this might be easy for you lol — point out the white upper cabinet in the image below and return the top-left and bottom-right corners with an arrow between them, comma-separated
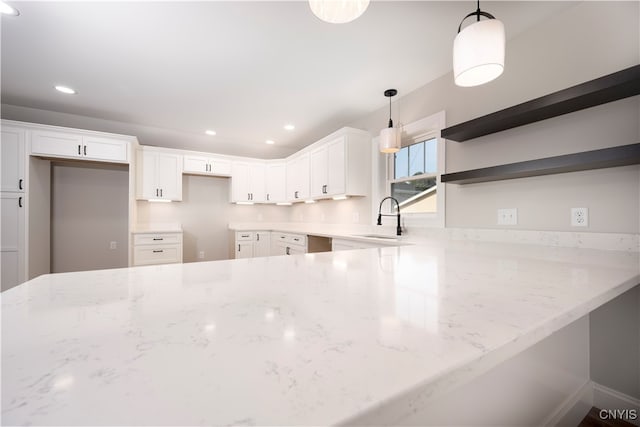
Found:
31,129 -> 128,163
183,153 -> 232,176
136,148 -> 183,201
1,126 -> 25,192
231,161 -> 266,203
265,163 -> 286,203
307,129 -> 369,199
286,153 -> 310,202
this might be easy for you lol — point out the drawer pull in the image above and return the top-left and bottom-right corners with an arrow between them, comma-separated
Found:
153,250 -> 164,253
293,238 -> 300,242
18,196 -> 22,208
78,145 -> 81,155
18,179 -> 23,190
286,247 -> 290,255
153,238 -> 163,241
84,145 -> 87,156
241,234 -> 250,238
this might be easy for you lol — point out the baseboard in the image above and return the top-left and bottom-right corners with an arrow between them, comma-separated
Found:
543,380 -> 593,427
593,382 -> 640,426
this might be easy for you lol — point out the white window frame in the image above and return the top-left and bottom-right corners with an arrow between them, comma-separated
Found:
371,110 -> 446,229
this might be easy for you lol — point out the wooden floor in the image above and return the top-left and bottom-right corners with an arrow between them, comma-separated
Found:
578,407 -> 636,427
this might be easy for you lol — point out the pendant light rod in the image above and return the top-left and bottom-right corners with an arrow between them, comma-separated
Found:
384,89 -> 397,128
457,0 -> 496,32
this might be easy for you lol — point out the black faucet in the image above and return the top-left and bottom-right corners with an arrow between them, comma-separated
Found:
377,196 -> 402,236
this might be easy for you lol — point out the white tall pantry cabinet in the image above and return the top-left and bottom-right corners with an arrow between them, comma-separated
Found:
1,126 -> 27,290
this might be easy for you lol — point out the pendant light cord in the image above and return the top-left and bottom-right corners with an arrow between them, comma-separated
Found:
388,96 -> 393,128
476,0 -> 481,22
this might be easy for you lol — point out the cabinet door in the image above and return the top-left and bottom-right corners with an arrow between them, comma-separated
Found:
254,232 -> 271,257
31,130 -> 82,159
1,126 -> 25,192
82,136 -> 128,162
326,137 -> 346,196
156,153 -> 182,200
137,150 -> 158,199
248,163 -> 266,203
266,163 -> 286,203
236,241 -> 254,259
1,193 -> 25,290
209,157 -> 232,176
286,154 -> 310,201
310,146 -> 328,198
231,162 -> 250,202
183,155 -> 209,174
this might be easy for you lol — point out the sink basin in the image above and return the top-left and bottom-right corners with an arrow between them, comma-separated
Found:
353,234 -> 398,240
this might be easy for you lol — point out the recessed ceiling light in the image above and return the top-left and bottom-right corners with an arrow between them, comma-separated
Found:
265,140 -> 275,145
205,130 -> 216,136
0,1 -> 19,16
284,124 -> 295,131
55,85 -> 76,95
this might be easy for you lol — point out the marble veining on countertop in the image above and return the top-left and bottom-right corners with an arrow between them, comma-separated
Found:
2,239 -> 639,426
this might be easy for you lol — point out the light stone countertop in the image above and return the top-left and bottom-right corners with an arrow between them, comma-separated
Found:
2,238 -> 639,426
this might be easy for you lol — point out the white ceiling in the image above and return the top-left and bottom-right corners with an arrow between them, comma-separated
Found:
1,1 -> 574,158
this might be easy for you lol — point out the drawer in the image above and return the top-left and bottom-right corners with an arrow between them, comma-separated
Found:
134,244 -> 182,266
274,233 -> 306,247
134,232 -> 182,246
236,231 -> 254,241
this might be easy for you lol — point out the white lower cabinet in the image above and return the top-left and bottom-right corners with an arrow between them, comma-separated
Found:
133,232 -> 183,266
271,232 -> 307,256
234,231 -> 271,259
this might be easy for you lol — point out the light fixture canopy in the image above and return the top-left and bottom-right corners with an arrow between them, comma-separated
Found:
453,0 -> 505,87
308,0 -> 370,24
379,89 -> 401,154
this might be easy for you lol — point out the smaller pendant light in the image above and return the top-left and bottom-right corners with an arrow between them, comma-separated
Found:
379,89 -> 401,154
309,0 -> 370,24
453,0 -> 505,87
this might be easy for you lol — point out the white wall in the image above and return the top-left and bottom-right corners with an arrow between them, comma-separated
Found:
349,1 -> 640,233
51,161 -> 129,273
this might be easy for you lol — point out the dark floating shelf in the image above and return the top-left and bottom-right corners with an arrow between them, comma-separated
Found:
441,65 -> 640,142
440,143 -> 640,185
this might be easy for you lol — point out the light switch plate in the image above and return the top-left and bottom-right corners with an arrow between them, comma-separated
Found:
497,208 -> 518,225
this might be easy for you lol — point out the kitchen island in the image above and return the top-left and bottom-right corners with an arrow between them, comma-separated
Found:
2,238 -> 638,426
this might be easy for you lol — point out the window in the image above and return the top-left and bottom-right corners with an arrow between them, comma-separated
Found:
390,138 -> 438,213
377,110 -> 445,228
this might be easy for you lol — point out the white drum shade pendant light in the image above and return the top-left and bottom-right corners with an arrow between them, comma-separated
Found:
453,0 -> 505,87
309,0 -> 370,24
379,89 -> 401,154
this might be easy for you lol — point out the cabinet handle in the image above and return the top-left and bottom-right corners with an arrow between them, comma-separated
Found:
238,244 -> 240,252
18,179 -> 23,190
286,247 -> 290,255
280,236 -> 285,239
84,145 -> 87,156
156,189 -> 159,197
78,145 -> 81,155
160,189 -> 163,197
256,234 -> 260,241
153,249 -> 164,253
266,193 -> 270,201
241,234 -> 250,238
152,238 -> 163,241
18,196 -> 22,208
295,191 -> 299,199
294,238 -> 300,242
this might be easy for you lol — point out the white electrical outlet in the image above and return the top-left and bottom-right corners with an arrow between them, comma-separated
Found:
497,208 -> 518,225
198,251 -> 205,259
109,241 -> 117,250
571,207 -> 588,227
